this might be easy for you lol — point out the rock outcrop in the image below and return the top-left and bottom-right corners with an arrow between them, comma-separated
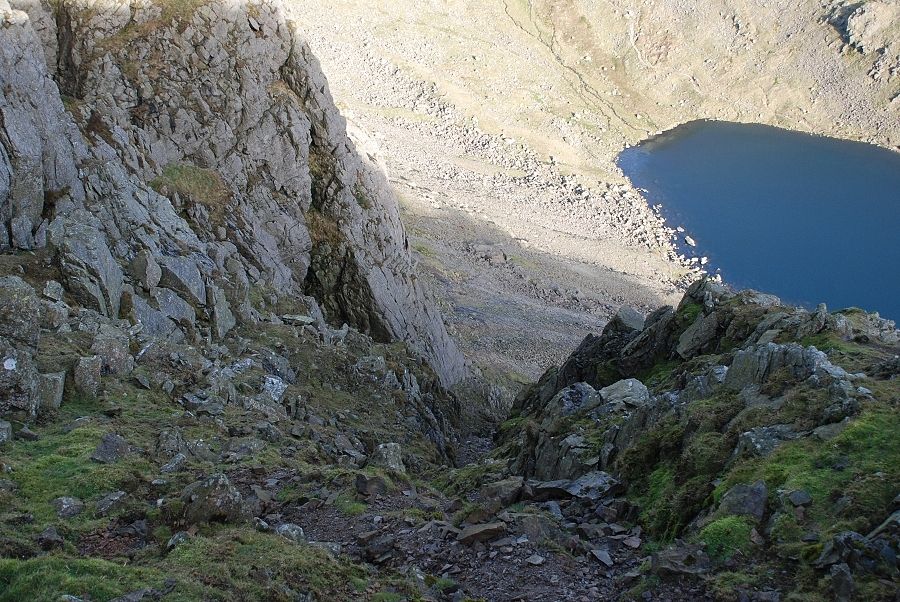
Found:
837,0 -> 900,81
494,278 -> 899,598
1,0 -> 464,387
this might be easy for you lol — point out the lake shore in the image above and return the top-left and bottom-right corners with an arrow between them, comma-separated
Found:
285,0 -> 899,379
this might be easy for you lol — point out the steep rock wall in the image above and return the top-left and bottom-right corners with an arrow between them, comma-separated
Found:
0,0 -> 466,386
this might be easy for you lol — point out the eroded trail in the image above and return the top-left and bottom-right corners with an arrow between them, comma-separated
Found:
262,456 -> 709,601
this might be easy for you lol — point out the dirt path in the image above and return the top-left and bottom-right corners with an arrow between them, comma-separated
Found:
252,469 -> 709,602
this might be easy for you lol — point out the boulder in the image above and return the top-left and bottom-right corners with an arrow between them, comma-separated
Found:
652,541 -> 711,575
609,306 -> 645,333
53,215 -> 123,318
260,349 -> 296,384
90,328 -> 134,375
355,473 -> 389,496
125,293 -> 182,341
365,534 -> 396,562
478,477 -> 524,509
0,339 -> 39,417
815,529 -> 897,579
151,288 -> 196,328
96,491 -> 127,517
129,250 -> 162,291
0,276 -> 40,346
830,563 -> 854,602
90,433 -> 130,463
543,382 -> 602,423
36,371 -> 66,412
555,306 -> 647,389
52,496 -> 85,518
208,284 -> 236,339
17,425 -> 38,441
590,548 -> 615,567
725,343 -> 848,392
73,355 -> 102,398
369,442 -> 405,473
275,523 -> 306,544
457,522 -> 507,545
530,471 -> 620,501
599,378 -> 651,408
40,299 -> 69,330
717,481 -> 768,521
36,526 -> 64,550
734,425 -> 801,458
42,281 -> 64,302
156,428 -> 213,462
619,306 -> 678,374
180,474 -> 248,525
157,256 -> 206,307
166,531 -> 190,553
676,310 -> 722,359
0,420 -> 11,445
788,490 -> 813,507
846,1 -> 899,54
282,314 -> 316,327
533,433 -> 599,481
161,453 -> 187,473
261,375 -> 288,403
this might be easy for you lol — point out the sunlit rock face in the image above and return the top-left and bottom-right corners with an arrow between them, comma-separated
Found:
0,0 -> 466,386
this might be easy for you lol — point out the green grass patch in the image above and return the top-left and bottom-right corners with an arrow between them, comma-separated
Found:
684,392 -> 743,433
432,461 -> 502,498
698,516 -> 754,562
412,242 -> 436,258
4,423 -> 153,525
0,556 -> 185,602
426,575 -> 459,593
334,494 -> 367,517
676,301 -> 703,325
150,163 -> 231,224
709,569 -> 764,600
716,406 -> 900,540
637,359 -> 681,391
162,527 -> 366,599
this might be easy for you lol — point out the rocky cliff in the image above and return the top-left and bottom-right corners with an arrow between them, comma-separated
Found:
0,2 -> 482,599
1,0 -> 465,389
477,280 -> 899,599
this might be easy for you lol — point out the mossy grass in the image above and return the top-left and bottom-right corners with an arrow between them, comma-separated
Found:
334,494 -> 367,517
432,459 -> 504,498
371,594 -> 404,602
716,405 -> 900,541
3,421 -> 154,527
425,575 -> 459,593
675,301 -> 703,325
160,527 -> 368,599
0,556 -> 183,602
697,516 -> 754,562
150,163 -> 231,224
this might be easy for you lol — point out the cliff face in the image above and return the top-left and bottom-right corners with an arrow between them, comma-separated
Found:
0,0 -> 465,387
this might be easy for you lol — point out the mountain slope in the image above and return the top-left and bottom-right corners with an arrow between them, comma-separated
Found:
2,0 -> 465,387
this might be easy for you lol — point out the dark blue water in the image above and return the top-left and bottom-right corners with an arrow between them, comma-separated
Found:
618,120 -> 900,320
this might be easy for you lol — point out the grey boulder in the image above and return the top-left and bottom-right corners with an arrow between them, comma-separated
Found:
369,442 -> 406,473
180,474 -> 248,525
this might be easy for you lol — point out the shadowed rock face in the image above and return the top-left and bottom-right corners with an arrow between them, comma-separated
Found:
0,0 -> 465,386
